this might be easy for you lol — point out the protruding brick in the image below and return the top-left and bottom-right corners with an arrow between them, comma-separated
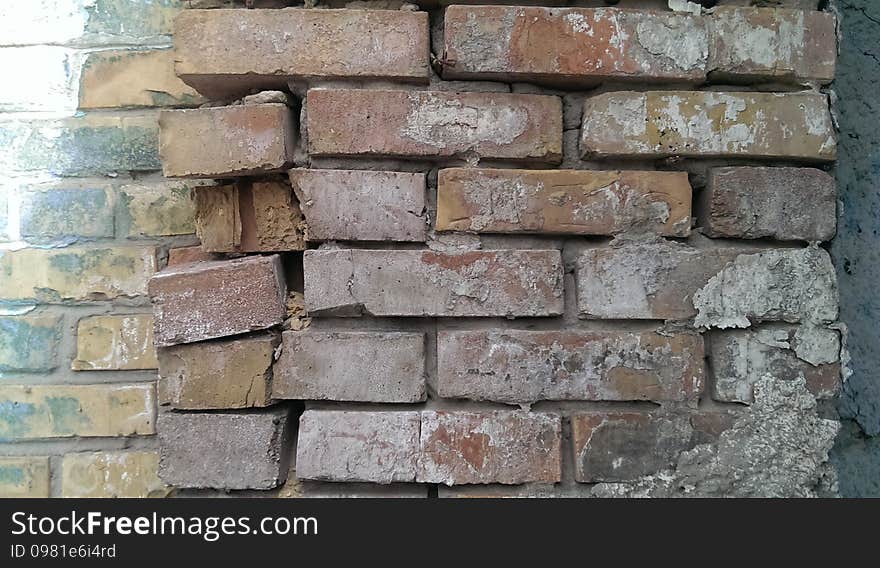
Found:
0,384 -> 155,440
0,457 -> 50,498
307,89 -> 562,163
174,9 -> 430,98
0,246 -> 157,303
0,316 -> 62,373
577,241 -> 741,320
289,169 -> 427,242
158,333 -> 279,409
296,410 -> 421,484
158,408 -> 291,490
149,255 -> 287,346
437,330 -> 704,404
194,181 -> 306,252
79,49 -> 204,109
699,166 -> 836,241
709,327 -> 841,403
159,104 -> 295,178
418,411 -> 562,485
274,331 -> 426,403
709,7 -> 836,84
61,451 -> 169,498
304,249 -> 563,317
572,412 -> 696,482
437,168 -> 692,236
444,6 -> 707,85
580,91 -> 835,161
72,315 -> 158,371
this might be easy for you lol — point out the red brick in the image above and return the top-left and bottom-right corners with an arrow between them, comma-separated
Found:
273,331 -> 426,403
437,330 -> 704,404
436,168 -> 692,236
167,246 -> 220,267
295,410 -> 421,484
304,249 -> 563,317
289,169 -> 427,242
576,241 -> 742,320
709,7 -> 836,84
444,6 -> 707,85
571,412 -> 695,482
174,9 -> 429,98
417,411 -> 562,485
306,89 -> 562,163
699,166 -> 836,241
159,104 -> 295,178
580,91 -> 835,161
149,255 -> 287,346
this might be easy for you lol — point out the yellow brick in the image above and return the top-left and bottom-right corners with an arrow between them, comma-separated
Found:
0,246 -> 157,303
0,457 -> 50,498
79,49 -> 204,109
0,384 -> 156,440
118,181 -> 196,238
72,315 -> 158,371
61,451 -> 169,498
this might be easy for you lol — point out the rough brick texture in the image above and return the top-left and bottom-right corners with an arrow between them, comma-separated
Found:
437,168 -> 692,236
159,104 -> 295,178
158,333 -> 279,409
304,249 -> 563,317
418,411 -> 562,485
307,89 -> 562,163
580,91 -> 835,160
61,451 -> 168,498
443,6 -> 708,85
174,9 -> 430,98
289,169 -> 427,242
296,410 -> 421,484
149,255 -> 287,346
273,331 -> 426,403
158,408 -> 291,490
699,166 -> 836,241
437,330 -> 704,404
72,315 -> 158,371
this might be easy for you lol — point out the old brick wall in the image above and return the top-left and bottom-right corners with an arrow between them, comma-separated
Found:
0,0 -> 851,498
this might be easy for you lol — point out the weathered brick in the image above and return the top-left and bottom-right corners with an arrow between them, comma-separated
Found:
274,331 -> 426,403
307,89 -> 562,163
709,326 -> 841,403
158,408 -> 291,490
79,49 -> 204,109
240,181 -> 307,252
0,188 -> 8,241
159,104 -> 296,178
418,411 -> 562,485
61,451 -> 169,498
572,412 -> 696,482
167,246 -> 219,267
72,315 -> 158,371
436,168 -> 692,236
193,183 -> 239,252
0,246 -> 157,303
18,186 -> 114,242
0,457 -> 50,498
0,384 -> 155,440
576,241 -> 741,320
296,410 -> 420,484
0,316 -> 62,373
289,169 -> 427,242
149,255 -> 287,346
0,46 -> 82,113
304,249 -> 563,317
580,91 -> 835,160
709,7 -> 836,84
699,166 -> 836,241
117,181 -> 196,238
0,114 -> 160,176
437,330 -> 704,404
174,9 -> 429,98
158,333 -> 279,409
444,6 -> 707,85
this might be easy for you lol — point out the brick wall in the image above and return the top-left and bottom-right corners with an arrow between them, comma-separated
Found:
0,0 -> 846,498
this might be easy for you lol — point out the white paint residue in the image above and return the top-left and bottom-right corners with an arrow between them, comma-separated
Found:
401,93 -> 527,149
